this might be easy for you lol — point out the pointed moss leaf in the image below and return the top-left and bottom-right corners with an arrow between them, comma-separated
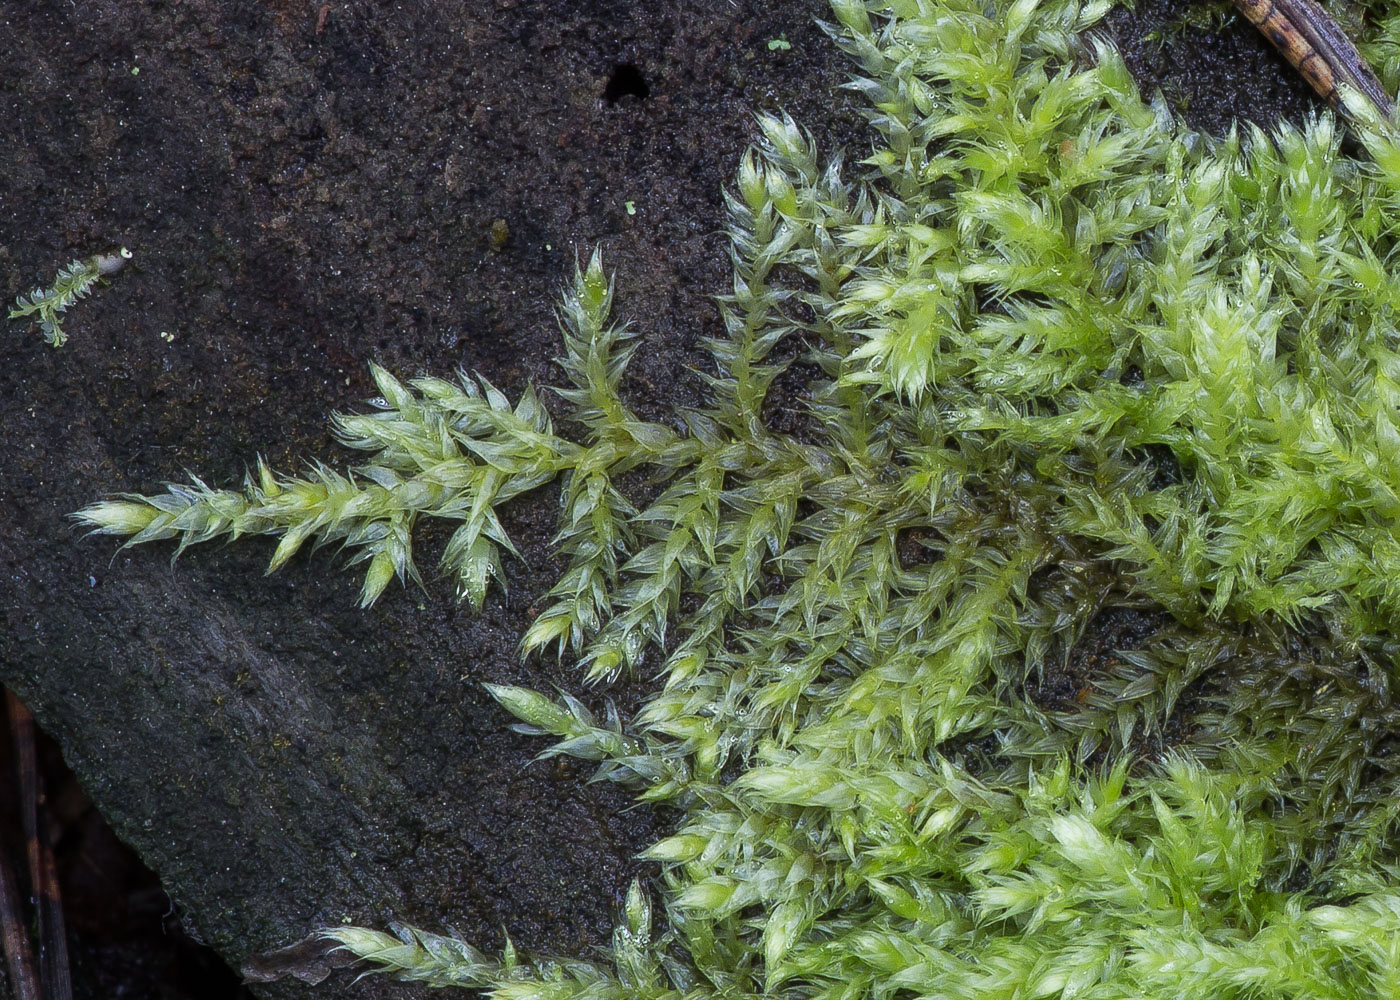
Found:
484,684 -> 578,736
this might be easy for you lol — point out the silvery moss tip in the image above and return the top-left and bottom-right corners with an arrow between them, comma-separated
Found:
9,247 -> 132,347
321,923 -> 500,987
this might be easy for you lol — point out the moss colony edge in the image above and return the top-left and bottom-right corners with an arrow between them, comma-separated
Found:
79,0 -> 1400,996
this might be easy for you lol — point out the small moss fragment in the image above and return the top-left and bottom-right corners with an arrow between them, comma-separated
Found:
489,218 -> 510,250
9,248 -> 131,347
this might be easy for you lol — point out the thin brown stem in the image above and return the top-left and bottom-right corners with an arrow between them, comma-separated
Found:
0,848 -> 39,1000
6,695 -> 70,1000
0,691 -> 39,1000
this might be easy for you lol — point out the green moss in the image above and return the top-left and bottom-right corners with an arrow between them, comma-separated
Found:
9,247 -> 131,347
79,0 -> 1400,995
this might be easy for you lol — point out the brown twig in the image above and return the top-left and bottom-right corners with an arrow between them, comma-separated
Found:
1232,0 -> 1394,119
0,846 -> 39,1000
6,695 -> 70,1000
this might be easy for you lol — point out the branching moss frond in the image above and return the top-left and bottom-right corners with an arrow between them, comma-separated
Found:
9,247 -> 131,346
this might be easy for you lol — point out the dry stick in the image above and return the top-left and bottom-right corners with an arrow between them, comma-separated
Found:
30,843 -> 66,1000
5,696 -> 70,1000
1232,0 -> 1395,118
0,847 -> 40,1000
0,691 -> 39,1000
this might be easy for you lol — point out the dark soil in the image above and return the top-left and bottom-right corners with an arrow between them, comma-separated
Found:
0,0 -> 1348,997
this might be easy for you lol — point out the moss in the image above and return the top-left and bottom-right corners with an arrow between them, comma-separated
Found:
9,247 -> 131,346
79,0 -> 1400,996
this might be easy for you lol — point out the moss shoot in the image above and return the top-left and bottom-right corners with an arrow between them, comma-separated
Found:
79,0 -> 1400,996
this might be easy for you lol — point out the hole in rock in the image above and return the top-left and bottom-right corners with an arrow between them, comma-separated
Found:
603,63 -> 650,103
